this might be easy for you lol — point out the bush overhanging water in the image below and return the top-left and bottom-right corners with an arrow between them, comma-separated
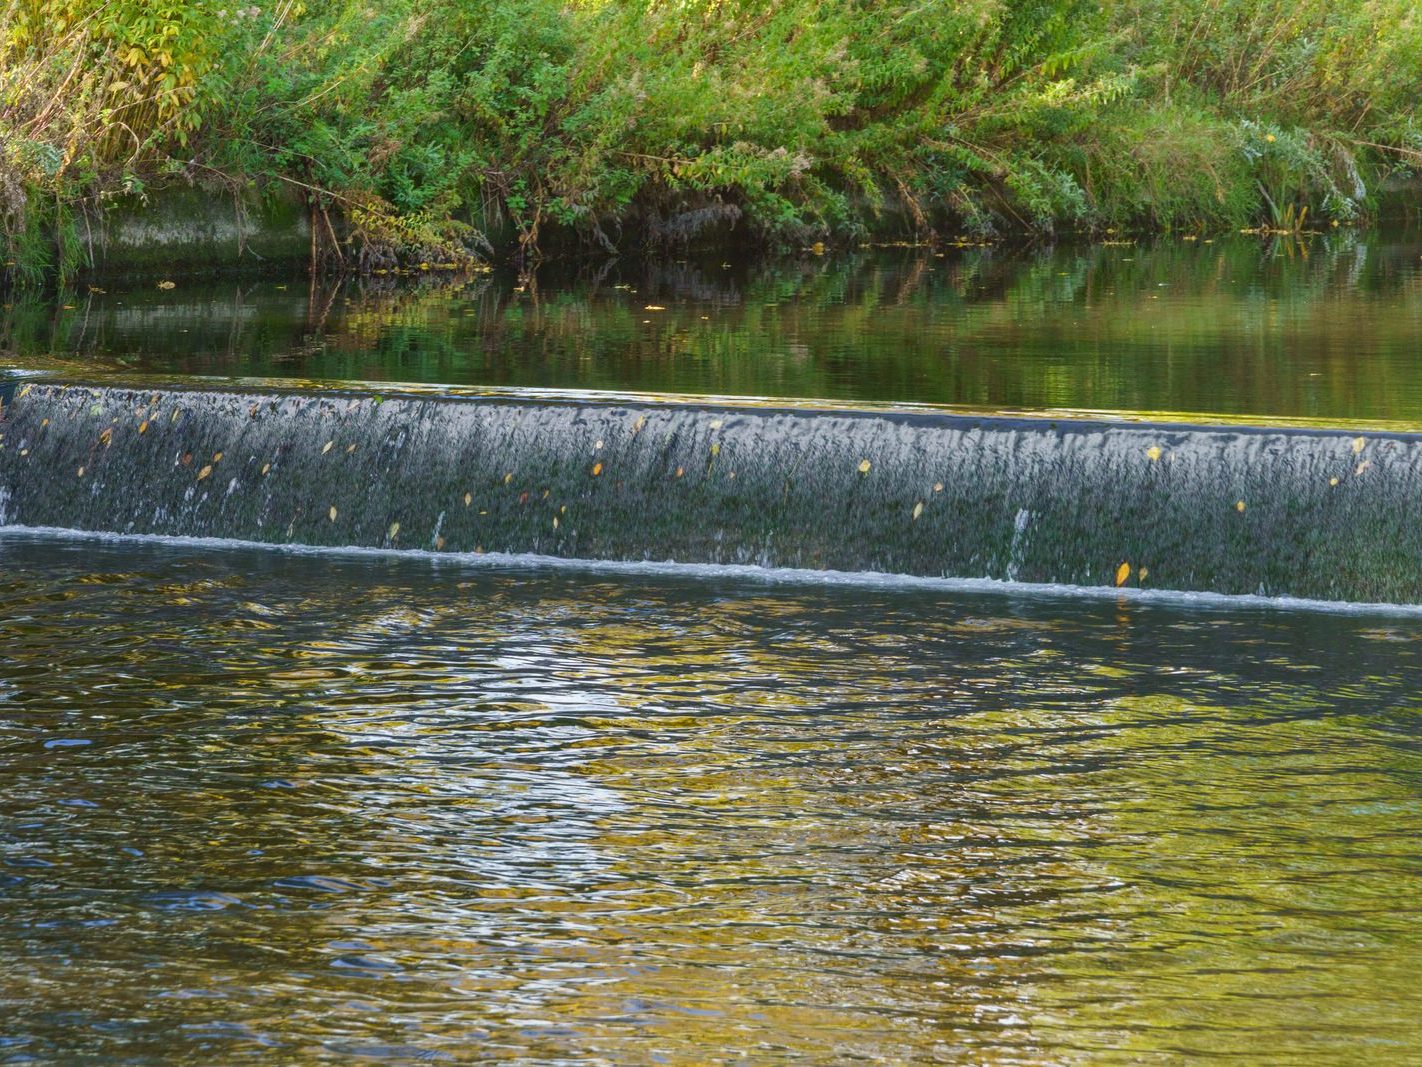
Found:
3,0 -> 1421,275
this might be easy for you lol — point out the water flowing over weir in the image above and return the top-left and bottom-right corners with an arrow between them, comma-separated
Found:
2,377 -> 1421,604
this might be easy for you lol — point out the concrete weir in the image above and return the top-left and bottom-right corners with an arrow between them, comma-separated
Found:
1,378 -> 1421,604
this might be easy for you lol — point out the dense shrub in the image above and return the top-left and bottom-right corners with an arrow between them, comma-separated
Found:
3,0 -> 1421,274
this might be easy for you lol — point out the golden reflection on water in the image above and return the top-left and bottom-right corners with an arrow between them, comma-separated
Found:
1,535 -> 1421,1062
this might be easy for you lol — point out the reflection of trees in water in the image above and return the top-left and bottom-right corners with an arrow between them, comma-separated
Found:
3,230 -> 1422,417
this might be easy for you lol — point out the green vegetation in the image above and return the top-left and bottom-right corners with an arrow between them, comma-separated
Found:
4,0 -> 1421,275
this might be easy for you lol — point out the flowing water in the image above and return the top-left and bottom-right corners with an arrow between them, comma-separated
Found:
2,535 -> 1421,1063
3,232 -> 1422,1062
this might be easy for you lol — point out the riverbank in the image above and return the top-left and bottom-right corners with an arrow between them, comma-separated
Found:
3,0 -> 1421,280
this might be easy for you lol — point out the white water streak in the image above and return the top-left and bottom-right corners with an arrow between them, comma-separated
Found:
0,523 -> 1418,618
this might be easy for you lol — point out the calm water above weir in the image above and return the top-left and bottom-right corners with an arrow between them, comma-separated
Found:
3,535 -> 1422,1062
4,229 -> 1422,421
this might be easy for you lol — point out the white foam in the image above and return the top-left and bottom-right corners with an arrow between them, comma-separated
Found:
1,522 -> 1418,618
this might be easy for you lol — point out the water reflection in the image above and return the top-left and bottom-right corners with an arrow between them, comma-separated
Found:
1,535 -> 1420,1061
4,231 -> 1422,420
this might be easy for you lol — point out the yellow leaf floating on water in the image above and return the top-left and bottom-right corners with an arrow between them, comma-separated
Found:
709,419 -> 723,430
504,473 -> 513,485
197,465 -> 212,482
644,305 -> 666,311
675,466 -> 685,477
138,421 -> 148,435
1146,445 -> 1162,462
262,464 -> 272,476
591,462 -> 604,476
552,516 -> 559,529
321,441 -> 334,455
857,459 -> 871,474
346,444 -> 356,454
933,482 -> 943,493
1329,476 -> 1339,486
1356,460 -> 1371,475
1139,567 -> 1150,581
1115,562 -> 1131,587
710,443 -> 720,457
464,492 -> 472,507
157,280 -> 176,290
912,501 -> 924,520
77,466 -> 85,478
212,452 -> 223,463
98,428 -> 113,447
1236,500 -> 1246,512
1353,436 -> 1366,454
632,415 -> 646,434
18,384 -> 32,399
329,506 -> 338,521
388,522 -> 400,540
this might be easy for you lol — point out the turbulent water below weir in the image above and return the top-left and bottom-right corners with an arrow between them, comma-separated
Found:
2,534 -> 1421,1063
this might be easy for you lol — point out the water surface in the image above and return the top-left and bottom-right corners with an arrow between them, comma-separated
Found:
5,230 -> 1422,421
2,535 -> 1420,1062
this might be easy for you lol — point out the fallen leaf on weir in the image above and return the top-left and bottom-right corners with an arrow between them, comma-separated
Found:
1115,562 -> 1131,587
1356,460 -> 1371,475
98,428 -> 113,447
321,441 -> 334,454
675,467 -> 684,477
1353,437 -> 1366,454
262,464 -> 272,476
632,415 -> 646,434
644,305 -> 666,311
464,493 -> 472,506
504,473 -> 513,485
329,506 -> 338,521
1139,567 -> 1150,580
591,462 -> 603,476
912,502 -> 924,520
76,466 -> 85,477
388,522 -> 400,540
1329,476 -> 1339,486
138,421 -> 148,435
197,465 -> 212,482
710,443 -> 720,457
1236,500 -> 1246,512
212,452 -> 223,463
933,482 -> 943,492
1146,445 -> 1162,462
858,459 -> 871,474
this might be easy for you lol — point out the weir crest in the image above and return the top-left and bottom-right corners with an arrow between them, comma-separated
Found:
1,378 -> 1419,605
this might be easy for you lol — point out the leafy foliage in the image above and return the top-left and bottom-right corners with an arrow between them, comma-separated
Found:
4,0 -> 1422,273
